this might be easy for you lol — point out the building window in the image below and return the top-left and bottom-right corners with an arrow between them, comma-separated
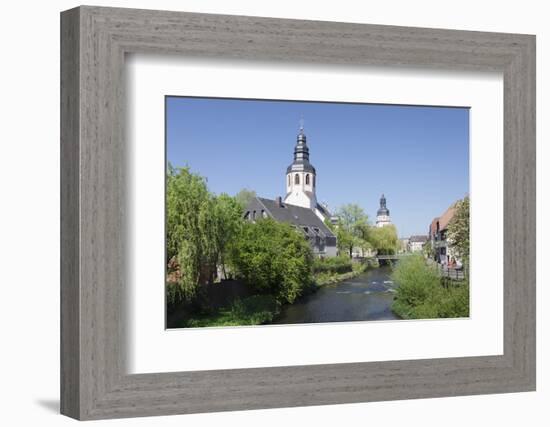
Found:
294,174 -> 300,185
288,175 -> 290,186
262,210 -> 268,218
252,210 -> 256,220
244,211 -> 250,220
305,174 -> 310,185
313,176 -> 315,187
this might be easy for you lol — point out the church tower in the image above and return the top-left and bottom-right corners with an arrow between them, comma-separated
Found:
284,123 -> 318,211
376,194 -> 392,227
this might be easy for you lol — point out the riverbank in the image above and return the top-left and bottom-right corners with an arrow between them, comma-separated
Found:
314,263 -> 367,286
177,294 -> 281,328
170,258 -> 381,328
313,257 -> 378,287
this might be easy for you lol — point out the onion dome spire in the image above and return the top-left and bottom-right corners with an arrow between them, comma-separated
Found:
377,194 -> 390,216
287,118 -> 315,174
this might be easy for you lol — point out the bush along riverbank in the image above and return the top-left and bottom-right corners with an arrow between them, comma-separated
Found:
313,256 -> 378,287
390,254 -> 469,319
167,218 -> 315,328
169,254 -> 381,328
179,294 -> 281,328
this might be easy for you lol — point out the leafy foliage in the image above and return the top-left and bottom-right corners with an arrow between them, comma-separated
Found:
234,188 -> 257,210
212,193 -> 243,278
229,218 -> 314,304
166,165 -> 243,303
313,256 -> 353,275
166,165 -> 217,302
369,224 -> 399,255
332,204 -> 371,257
423,240 -> 435,259
183,295 -> 280,327
447,196 -> 470,268
391,254 -> 469,319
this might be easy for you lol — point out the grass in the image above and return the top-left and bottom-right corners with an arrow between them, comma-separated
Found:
180,295 -> 281,328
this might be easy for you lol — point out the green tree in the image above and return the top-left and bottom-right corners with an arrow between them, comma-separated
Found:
212,193 -> 243,279
235,188 -> 257,210
334,204 -> 370,258
447,196 -> 470,269
369,224 -> 399,255
166,165 -> 218,302
230,219 -> 314,304
423,240 -> 435,259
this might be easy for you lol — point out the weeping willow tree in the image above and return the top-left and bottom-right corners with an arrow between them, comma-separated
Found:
369,224 -> 399,255
166,165 -> 242,303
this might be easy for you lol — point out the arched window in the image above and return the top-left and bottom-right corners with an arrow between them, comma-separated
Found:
313,176 -> 316,187
288,175 -> 290,186
294,174 -> 300,185
305,174 -> 310,185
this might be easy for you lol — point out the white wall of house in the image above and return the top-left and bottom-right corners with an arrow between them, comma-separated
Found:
409,241 -> 424,252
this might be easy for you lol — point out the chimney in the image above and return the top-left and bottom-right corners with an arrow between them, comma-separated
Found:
276,196 -> 283,207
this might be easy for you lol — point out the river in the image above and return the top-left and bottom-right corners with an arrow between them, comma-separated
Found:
272,265 -> 400,324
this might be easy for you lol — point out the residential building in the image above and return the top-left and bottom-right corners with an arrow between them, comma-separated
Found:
408,235 -> 428,252
428,204 -> 461,266
398,238 -> 410,253
244,197 -> 337,257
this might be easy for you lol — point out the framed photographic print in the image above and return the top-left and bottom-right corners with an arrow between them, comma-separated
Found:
61,5 -> 536,420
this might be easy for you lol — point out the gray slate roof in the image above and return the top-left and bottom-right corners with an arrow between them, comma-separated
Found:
250,197 -> 335,238
409,235 -> 428,243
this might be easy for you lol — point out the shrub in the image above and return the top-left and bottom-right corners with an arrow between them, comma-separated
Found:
391,254 -> 469,319
184,295 -> 280,327
229,219 -> 314,304
313,256 -> 353,275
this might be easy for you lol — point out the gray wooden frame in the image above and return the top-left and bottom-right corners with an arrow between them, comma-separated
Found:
60,5 -> 536,420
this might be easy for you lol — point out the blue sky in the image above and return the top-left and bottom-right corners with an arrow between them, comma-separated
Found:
166,97 -> 469,237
